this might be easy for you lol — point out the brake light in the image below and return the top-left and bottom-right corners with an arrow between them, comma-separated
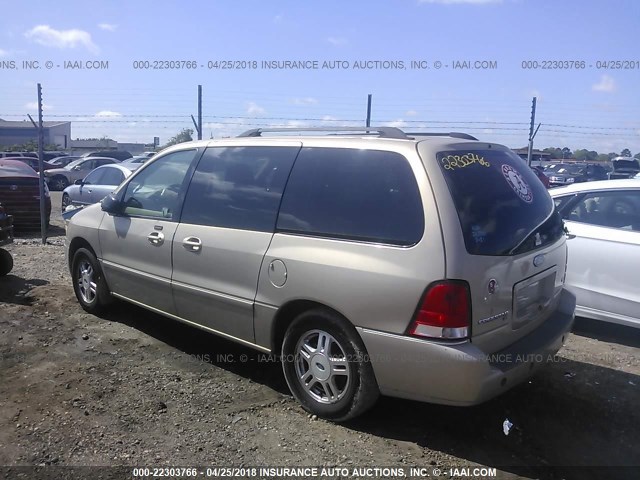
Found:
408,281 -> 471,340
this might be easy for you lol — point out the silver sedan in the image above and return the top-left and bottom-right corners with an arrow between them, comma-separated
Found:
62,163 -> 140,210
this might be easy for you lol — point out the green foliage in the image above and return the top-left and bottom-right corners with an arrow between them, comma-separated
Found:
620,148 -> 632,157
162,128 -> 193,149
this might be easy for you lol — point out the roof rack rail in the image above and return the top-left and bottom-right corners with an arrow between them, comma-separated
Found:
405,132 -> 478,141
237,127 -> 408,140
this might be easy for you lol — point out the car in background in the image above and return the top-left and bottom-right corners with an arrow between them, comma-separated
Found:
0,159 -> 51,230
4,156 -> 56,173
48,156 -> 82,167
530,166 -> 550,188
44,157 -> 118,190
62,163 -> 141,210
544,163 -> 608,187
551,180 -> 640,328
0,152 -> 37,159
141,151 -> 157,158
81,150 -> 132,161
608,157 -> 640,180
0,201 -> 14,276
120,155 -> 152,166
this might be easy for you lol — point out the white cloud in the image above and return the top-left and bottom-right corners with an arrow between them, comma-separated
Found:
290,97 -> 318,106
405,110 -> 418,117
387,119 -> 407,128
246,102 -> 266,115
25,102 -> 53,111
592,75 -> 616,93
98,23 -> 118,32
24,25 -> 99,54
95,111 -> 122,117
327,37 -> 348,46
419,0 -> 503,4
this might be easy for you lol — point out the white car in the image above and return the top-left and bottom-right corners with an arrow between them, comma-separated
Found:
550,180 -> 640,328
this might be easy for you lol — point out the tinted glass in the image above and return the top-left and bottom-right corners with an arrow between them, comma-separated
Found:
83,168 -> 105,185
277,148 -> 424,245
181,146 -> 299,231
438,149 -> 560,255
563,190 -> 640,231
122,149 -> 197,219
99,167 -> 125,186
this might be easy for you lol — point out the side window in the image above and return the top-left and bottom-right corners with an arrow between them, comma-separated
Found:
181,146 -> 299,231
79,160 -> 93,171
277,148 -> 424,245
565,191 -> 640,231
99,167 -> 125,186
121,149 -> 197,219
83,168 -> 105,185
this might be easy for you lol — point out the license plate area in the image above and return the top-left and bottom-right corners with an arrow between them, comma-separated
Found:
513,269 -> 556,329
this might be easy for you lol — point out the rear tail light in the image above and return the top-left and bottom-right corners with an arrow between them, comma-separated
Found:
407,281 -> 471,340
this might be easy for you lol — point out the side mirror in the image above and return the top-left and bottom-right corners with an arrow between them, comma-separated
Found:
74,179 -> 84,186
72,165 -> 81,171
101,193 -> 123,214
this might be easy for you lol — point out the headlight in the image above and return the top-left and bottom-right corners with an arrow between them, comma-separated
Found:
566,177 -> 575,183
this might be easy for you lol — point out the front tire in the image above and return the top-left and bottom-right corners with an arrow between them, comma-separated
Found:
281,309 -> 379,421
51,175 -> 69,191
61,193 -> 71,211
0,249 -> 13,276
71,247 -> 112,314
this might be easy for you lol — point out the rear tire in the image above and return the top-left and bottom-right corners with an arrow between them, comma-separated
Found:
281,309 -> 379,421
71,247 -> 112,314
0,249 -> 13,276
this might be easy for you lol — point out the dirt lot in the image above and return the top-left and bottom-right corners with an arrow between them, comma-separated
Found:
0,192 -> 639,480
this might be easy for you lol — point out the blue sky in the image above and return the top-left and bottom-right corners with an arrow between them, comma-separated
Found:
1,0 -> 639,153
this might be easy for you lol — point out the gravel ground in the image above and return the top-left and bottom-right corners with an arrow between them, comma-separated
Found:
0,192 -> 638,480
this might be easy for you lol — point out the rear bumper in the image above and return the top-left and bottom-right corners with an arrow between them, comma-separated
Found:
357,288 -> 576,406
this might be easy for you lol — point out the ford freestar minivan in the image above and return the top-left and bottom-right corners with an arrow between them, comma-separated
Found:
65,127 -> 575,421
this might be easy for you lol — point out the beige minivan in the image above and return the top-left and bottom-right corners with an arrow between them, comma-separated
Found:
65,127 -> 575,420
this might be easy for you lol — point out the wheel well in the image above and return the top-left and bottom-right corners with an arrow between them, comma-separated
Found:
271,300 -> 352,354
67,237 -> 95,271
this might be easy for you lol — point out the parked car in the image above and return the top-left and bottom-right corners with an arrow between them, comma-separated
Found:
544,163 -> 608,187
0,159 -> 51,230
62,163 -> 141,210
4,156 -> 56,173
121,155 -> 152,165
81,151 -> 132,161
608,157 -> 640,180
530,166 -> 550,188
48,156 -> 82,167
66,127 -> 575,421
550,179 -> 640,328
0,201 -> 14,276
44,157 -> 118,190
0,152 -> 35,158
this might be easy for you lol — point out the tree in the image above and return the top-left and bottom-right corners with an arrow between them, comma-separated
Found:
561,147 -> 572,159
596,154 -> 610,163
620,148 -> 632,157
162,128 -> 193,148
635,152 -> 640,160
608,152 -> 619,160
573,149 -> 588,160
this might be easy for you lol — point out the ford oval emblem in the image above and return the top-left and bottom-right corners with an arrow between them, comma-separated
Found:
533,254 -> 545,267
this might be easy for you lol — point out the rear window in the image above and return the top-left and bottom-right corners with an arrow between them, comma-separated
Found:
277,147 -> 424,245
437,148 -> 562,255
612,159 -> 640,170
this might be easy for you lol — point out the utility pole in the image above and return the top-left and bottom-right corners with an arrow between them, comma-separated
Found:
36,84 -> 47,244
191,85 -> 203,140
198,84 -> 202,140
365,94 -> 372,127
526,97 -> 537,167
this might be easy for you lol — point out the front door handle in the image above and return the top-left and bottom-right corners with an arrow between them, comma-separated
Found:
183,236 -> 202,252
147,231 -> 165,246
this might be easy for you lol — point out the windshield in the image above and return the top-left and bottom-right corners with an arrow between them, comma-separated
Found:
612,159 -> 640,170
64,159 -> 85,170
437,148 -> 562,256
